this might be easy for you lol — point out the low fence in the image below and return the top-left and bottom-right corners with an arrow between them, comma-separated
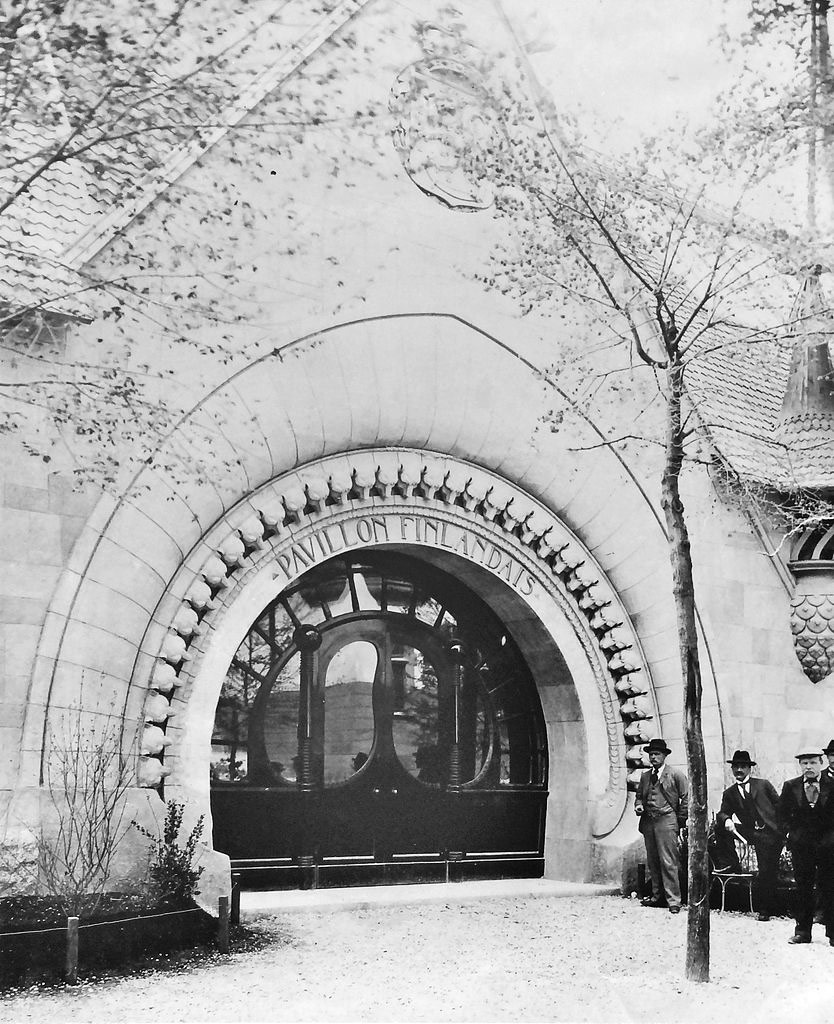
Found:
0,885 -> 241,989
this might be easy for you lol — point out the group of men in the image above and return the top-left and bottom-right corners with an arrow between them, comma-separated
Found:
635,737 -> 834,944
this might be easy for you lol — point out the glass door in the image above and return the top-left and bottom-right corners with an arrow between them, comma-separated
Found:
210,552 -> 548,888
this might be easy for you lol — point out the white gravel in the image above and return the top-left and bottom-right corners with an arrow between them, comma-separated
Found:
1,895 -> 831,1023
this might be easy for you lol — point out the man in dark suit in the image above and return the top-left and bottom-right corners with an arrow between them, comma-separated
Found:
777,748 -> 834,945
634,738 -> 688,914
716,750 -> 784,921
823,740 -> 834,782
821,741 -> 834,923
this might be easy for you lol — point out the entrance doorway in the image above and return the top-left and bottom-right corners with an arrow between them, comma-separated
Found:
210,551 -> 548,888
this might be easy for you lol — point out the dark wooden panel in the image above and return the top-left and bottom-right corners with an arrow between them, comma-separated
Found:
229,864 -> 304,889
316,860 -> 448,888
446,790 -> 547,854
448,857 -> 545,882
211,786 -> 303,860
214,784 -> 547,889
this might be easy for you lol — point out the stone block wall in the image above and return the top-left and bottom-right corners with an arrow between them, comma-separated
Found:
684,465 -> 829,796
0,437 -> 97,804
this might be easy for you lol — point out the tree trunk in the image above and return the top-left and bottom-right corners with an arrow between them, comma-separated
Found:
661,361 -> 710,983
814,1 -> 834,216
810,0 -> 819,234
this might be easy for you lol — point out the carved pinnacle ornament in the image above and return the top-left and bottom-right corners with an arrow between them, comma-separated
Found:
790,590 -> 834,683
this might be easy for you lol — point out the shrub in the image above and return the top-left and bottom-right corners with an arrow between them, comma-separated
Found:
134,801 -> 205,904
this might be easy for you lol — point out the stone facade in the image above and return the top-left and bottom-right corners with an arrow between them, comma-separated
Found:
1,0 -> 831,908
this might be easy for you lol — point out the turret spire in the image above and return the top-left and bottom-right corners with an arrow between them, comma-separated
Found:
777,264 -> 834,487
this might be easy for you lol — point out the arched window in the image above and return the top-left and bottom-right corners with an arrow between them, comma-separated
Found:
210,552 -> 547,791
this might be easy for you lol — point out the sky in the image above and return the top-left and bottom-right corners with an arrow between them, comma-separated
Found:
503,1 -> 818,238
513,1 -> 744,150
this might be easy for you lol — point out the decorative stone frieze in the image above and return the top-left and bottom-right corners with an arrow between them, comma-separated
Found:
172,607 -> 200,638
140,725 -> 170,756
185,579 -> 214,611
160,634 -> 189,665
134,450 -> 657,837
201,556 -> 229,588
144,692 -> 173,724
151,662 -> 178,694
138,756 -> 170,789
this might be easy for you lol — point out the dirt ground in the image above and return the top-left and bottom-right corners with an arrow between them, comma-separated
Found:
1,894 -> 832,1023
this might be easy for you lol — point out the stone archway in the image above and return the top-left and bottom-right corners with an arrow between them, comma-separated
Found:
20,312 -> 726,894
137,450 -> 660,882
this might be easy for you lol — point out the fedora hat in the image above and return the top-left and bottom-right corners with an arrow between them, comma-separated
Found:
824,739 -> 834,755
795,749 -> 824,760
727,749 -> 756,766
643,738 -> 672,755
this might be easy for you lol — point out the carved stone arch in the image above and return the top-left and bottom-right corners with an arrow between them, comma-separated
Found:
134,450 -> 660,867
24,313 -> 725,876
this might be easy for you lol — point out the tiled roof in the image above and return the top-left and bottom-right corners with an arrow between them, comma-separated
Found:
0,122 -> 97,319
0,249 -> 93,322
0,0 -> 369,319
686,323 -> 793,485
600,247 -> 832,491
684,329 -> 834,491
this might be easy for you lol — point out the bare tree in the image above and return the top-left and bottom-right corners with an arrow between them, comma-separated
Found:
389,12 -> 834,979
36,708 -> 135,918
716,0 -> 834,238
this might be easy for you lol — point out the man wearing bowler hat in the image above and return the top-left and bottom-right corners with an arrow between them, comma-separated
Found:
716,750 -> 784,921
634,738 -> 689,913
822,740 -> 834,782
777,748 -> 834,945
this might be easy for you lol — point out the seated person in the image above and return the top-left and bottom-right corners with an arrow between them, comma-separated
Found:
716,749 -> 783,921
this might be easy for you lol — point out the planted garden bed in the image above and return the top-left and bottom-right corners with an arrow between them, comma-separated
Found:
0,894 -> 216,989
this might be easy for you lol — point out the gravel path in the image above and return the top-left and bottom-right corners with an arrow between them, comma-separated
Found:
1,895 -> 831,1023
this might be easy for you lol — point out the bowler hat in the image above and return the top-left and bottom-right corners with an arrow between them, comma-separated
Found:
727,749 -> 756,766
795,749 -> 824,760
824,739 -> 834,755
643,738 -> 672,755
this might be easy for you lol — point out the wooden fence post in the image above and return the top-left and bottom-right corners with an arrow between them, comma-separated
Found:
65,917 -> 79,985
218,895 -> 230,953
231,873 -> 241,927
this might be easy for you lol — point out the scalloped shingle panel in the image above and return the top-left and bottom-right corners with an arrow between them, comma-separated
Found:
0,122 -> 97,317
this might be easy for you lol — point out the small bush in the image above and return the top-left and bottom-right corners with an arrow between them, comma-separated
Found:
31,708 -> 134,919
134,801 -> 205,904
